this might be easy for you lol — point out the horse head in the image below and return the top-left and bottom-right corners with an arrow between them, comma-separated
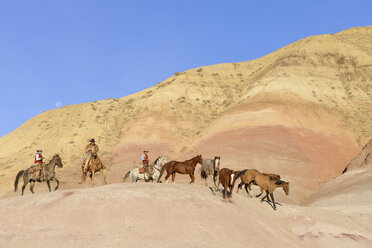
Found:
282,182 -> 290,195
53,154 -> 63,168
214,156 -> 220,172
197,154 -> 203,165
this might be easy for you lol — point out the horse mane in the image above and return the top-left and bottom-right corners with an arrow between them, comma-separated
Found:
185,155 -> 201,162
235,169 -> 247,180
154,157 -> 160,165
275,179 -> 287,185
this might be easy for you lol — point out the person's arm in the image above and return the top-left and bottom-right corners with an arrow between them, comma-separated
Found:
85,144 -> 92,155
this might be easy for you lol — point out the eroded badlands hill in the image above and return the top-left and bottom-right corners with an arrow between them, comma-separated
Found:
1,26 -> 372,201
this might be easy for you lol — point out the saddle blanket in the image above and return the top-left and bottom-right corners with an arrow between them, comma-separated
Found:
139,167 -> 145,174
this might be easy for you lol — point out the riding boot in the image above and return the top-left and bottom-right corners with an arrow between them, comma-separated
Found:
41,169 -> 45,181
100,158 -> 106,169
35,170 -> 40,182
84,157 -> 91,173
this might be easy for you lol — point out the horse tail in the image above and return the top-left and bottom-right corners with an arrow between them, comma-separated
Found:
122,171 -> 130,182
157,163 -> 167,183
201,167 -> 208,180
235,169 -> 247,181
14,170 -> 24,192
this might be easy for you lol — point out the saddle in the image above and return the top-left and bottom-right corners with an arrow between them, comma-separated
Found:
86,154 -> 105,171
29,164 -> 44,181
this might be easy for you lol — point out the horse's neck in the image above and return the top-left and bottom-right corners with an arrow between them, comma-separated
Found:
45,158 -> 56,172
184,156 -> 196,162
154,160 -> 163,170
190,157 -> 200,167
275,182 -> 285,190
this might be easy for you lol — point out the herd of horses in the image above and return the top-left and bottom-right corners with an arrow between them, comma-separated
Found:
13,154 -> 290,210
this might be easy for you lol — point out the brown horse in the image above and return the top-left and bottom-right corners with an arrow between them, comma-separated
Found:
253,173 -> 290,210
216,168 -> 237,199
235,169 -> 280,196
157,155 -> 203,184
81,154 -> 107,186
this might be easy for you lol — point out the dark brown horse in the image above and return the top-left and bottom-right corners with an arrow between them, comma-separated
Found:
216,168 -> 237,199
157,155 -> 203,184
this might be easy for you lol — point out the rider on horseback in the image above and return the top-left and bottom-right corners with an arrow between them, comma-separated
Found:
83,138 -> 105,172
33,149 -> 45,182
141,150 -> 151,181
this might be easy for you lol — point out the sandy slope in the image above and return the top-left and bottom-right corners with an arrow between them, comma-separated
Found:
1,183 -> 371,248
305,168 -> 372,232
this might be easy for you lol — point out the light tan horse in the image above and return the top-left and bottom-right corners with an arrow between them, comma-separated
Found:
81,154 -> 107,186
235,169 -> 280,196
253,173 -> 289,210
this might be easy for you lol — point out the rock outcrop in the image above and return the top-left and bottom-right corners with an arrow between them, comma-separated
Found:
342,139 -> 372,174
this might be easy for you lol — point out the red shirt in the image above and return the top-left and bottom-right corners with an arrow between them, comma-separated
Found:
35,153 -> 43,163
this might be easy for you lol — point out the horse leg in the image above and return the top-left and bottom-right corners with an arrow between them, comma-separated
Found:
236,181 -> 243,193
91,169 -> 95,187
30,181 -> 35,194
172,173 -> 176,184
230,184 -> 234,199
261,191 -> 269,202
213,174 -> 218,188
256,187 -> 264,198
164,171 -> 170,184
244,184 -> 249,194
215,178 -> 220,192
46,180 -> 51,192
209,176 -> 215,195
270,193 -> 277,210
21,181 -> 28,196
223,184 -> 227,199
189,172 -> 195,184
53,177 -> 60,191
100,169 -> 107,184
81,169 -> 87,184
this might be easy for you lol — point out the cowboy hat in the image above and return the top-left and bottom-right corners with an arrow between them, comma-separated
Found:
89,138 -> 95,142
36,149 -> 42,152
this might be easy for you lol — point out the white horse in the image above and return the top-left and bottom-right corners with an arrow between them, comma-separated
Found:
200,156 -> 220,194
122,156 -> 167,182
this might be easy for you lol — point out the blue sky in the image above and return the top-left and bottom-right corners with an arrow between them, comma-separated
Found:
0,0 -> 371,137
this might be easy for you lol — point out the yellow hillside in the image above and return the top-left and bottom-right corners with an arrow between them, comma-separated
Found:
1,26 -> 372,200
